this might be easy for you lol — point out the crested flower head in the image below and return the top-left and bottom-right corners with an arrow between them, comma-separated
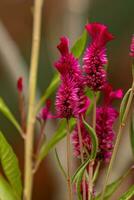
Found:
85,23 -> 114,47
83,23 -> 114,91
96,84 -> 123,162
55,36 -> 82,82
129,34 -> 134,57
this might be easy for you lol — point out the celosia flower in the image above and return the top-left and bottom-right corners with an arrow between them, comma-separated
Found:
17,77 -> 23,92
129,34 -> 134,57
83,23 -> 114,91
55,78 -> 80,119
96,84 -> 123,162
72,120 -> 91,157
55,36 -> 89,119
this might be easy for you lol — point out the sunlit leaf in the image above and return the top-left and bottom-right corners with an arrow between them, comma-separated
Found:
0,131 -> 22,198
71,30 -> 87,58
0,98 -> 22,134
0,175 -> 18,200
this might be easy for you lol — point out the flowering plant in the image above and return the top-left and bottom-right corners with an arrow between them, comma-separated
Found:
0,1 -> 134,200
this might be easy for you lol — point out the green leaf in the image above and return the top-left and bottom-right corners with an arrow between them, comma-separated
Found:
82,118 -> 98,159
0,98 -> 22,134
119,89 -> 132,122
71,30 -> 87,58
95,168 -> 131,200
73,157 -> 91,200
36,73 -> 60,112
72,157 -> 91,183
35,119 -> 75,171
55,148 -> 67,179
0,131 -> 22,198
130,112 -> 134,156
0,175 -> 18,200
119,185 -> 134,200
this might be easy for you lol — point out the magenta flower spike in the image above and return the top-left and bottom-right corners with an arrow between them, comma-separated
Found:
55,36 -> 90,119
83,23 -> 114,91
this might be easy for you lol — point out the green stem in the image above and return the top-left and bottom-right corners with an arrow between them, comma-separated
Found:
100,81 -> 134,200
66,120 -> 73,200
88,93 -> 97,200
77,117 -> 86,200
23,1 -> 43,199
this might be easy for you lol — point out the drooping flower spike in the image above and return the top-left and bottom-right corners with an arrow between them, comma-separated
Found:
129,34 -> 134,57
55,36 -> 90,119
83,23 -> 114,91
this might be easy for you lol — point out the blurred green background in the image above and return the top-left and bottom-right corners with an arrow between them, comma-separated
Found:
0,0 -> 134,199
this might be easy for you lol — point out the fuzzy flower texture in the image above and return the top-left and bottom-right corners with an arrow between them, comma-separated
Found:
55,37 -> 89,119
83,23 -> 114,91
54,22 -> 123,163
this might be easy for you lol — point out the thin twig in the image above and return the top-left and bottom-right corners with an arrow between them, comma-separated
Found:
66,119 -> 73,200
88,92 -> 96,200
77,117 -> 86,200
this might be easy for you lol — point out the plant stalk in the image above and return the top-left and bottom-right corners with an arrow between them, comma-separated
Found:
77,117 -> 86,200
23,0 -> 43,199
66,119 -> 73,200
100,80 -> 134,200
88,93 -> 96,200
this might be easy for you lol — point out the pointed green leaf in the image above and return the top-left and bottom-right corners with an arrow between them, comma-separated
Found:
119,185 -> 134,200
71,30 -> 87,58
95,168 -> 131,200
82,118 -> 98,159
35,118 -> 75,170
0,175 -> 18,200
0,98 -> 22,134
130,112 -> 134,156
36,73 -> 60,112
0,131 -> 22,198
73,157 -> 91,200
55,148 -> 67,179
120,89 -> 132,122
